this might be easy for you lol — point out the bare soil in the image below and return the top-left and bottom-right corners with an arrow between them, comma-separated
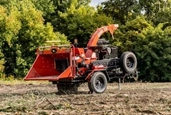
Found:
0,82 -> 171,115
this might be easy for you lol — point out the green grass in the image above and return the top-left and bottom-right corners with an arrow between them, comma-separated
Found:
0,79 -> 49,85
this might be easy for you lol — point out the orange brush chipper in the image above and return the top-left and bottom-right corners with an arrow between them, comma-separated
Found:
24,24 -> 138,93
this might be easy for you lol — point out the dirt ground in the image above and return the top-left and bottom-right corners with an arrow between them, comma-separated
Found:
0,82 -> 171,115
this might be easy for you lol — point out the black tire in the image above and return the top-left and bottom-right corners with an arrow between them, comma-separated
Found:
120,51 -> 137,73
89,72 -> 107,93
57,83 -> 78,94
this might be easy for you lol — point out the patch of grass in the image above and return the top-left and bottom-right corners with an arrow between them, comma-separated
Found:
0,79 -> 49,85
137,109 -> 156,114
54,104 -> 63,110
0,106 -> 27,113
38,111 -> 49,115
0,74 -> 49,85
158,97 -> 168,104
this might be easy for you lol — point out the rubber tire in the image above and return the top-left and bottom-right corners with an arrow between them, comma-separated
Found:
89,72 -> 107,93
120,51 -> 137,74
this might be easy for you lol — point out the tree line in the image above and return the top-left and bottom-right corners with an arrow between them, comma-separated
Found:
0,0 -> 171,82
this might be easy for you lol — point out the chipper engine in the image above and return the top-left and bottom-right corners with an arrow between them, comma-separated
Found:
24,24 -> 138,94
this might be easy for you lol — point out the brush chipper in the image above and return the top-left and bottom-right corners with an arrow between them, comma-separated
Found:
24,24 -> 138,94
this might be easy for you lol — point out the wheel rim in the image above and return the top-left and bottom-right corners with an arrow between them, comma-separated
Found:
126,57 -> 134,68
95,77 -> 105,90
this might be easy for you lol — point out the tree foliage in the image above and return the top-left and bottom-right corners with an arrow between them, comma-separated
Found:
51,0 -> 113,46
0,0 -> 68,77
114,16 -> 171,82
100,0 -> 139,24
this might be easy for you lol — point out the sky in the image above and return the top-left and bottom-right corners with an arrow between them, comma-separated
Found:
89,0 -> 106,7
